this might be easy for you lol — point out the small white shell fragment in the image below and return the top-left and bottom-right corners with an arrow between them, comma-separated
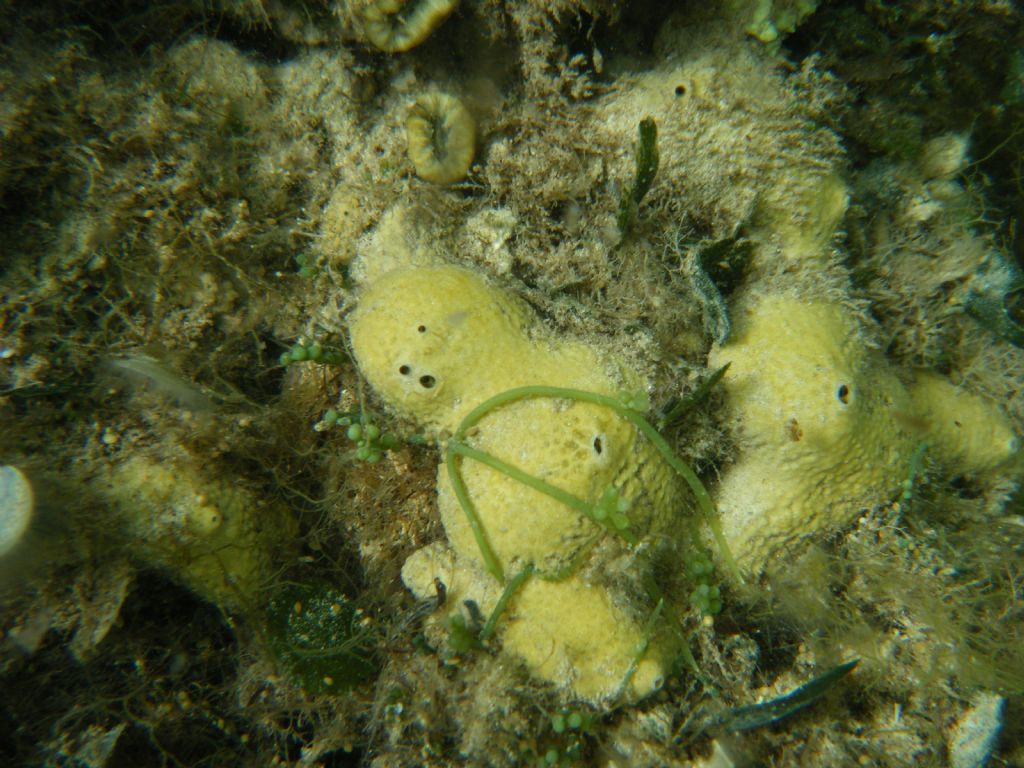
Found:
0,465 -> 33,558
949,692 -> 1004,768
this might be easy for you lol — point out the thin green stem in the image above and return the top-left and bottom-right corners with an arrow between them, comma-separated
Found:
449,441 -> 638,545
641,571 -> 705,683
446,444 -> 504,582
901,440 -> 929,503
481,564 -> 534,641
450,442 -> 591,515
617,595 -> 664,700
452,385 -> 743,584
657,363 -> 731,430
625,415 -> 742,585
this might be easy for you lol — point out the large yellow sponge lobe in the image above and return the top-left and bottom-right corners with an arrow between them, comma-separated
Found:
710,295 -> 919,573
709,294 -> 1019,575
349,265 -> 611,433
350,265 -> 684,701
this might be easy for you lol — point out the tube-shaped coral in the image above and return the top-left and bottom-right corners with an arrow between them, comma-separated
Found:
406,91 -> 476,184
360,0 -> 459,53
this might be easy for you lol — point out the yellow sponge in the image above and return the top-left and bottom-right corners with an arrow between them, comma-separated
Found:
351,265 -> 683,700
909,371 -> 1019,473
709,294 -> 1019,575
349,265 -> 614,433
99,454 -> 296,608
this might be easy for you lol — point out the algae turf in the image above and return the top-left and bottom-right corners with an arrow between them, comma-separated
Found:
1,0 -> 1023,765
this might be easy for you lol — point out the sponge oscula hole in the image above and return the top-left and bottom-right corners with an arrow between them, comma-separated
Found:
419,375 -> 436,389
399,365 -> 412,375
836,384 -> 851,404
